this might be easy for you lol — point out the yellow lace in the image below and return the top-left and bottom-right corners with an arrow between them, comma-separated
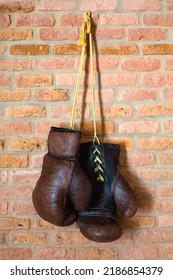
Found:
69,12 -> 103,181
69,12 -> 99,144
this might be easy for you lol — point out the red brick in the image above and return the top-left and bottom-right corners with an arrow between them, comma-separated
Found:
0,217 -> 30,230
75,57 -> 118,71
137,169 -> 173,180
144,14 -> 173,26
0,122 -> 31,134
164,59 -> 173,71
120,151 -> 156,167
60,14 -> 82,26
51,105 -> 90,119
160,153 -> 173,164
98,44 -> 138,55
34,89 -> 69,101
157,185 -> 173,197
123,0 -> 161,11
137,137 -> 173,150
159,200 -> 173,212
105,138 -> 132,150
0,29 -> 32,40
37,0 -> 76,11
0,74 -> 10,86
163,120 -> 173,132
34,248 -> 75,260
128,28 -> 167,41
118,89 -> 157,101
51,232 -> 88,245
81,0 -> 117,11
143,73 -> 173,87
34,58 -> 73,70
10,44 -> 49,55
40,28 -> 78,41
0,59 -> 31,71
7,105 -> 46,117
9,138 -> 47,151
122,58 -> 160,71
81,120 -> 115,135
96,104 -> 132,117
96,28 -> 123,40
0,248 -> 32,260
159,215 -> 173,227
0,14 -> 11,27
9,202 -> 36,215
142,44 -> 173,55
10,233 -> 48,245
16,14 -> 55,27
79,247 -> 118,260
137,230 -> 173,243
101,73 -> 136,86
120,246 -> 158,260
35,122 -> 68,134
159,246 -> 173,259
0,154 -> 28,167
0,171 -> 7,182
78,89 -> 114,103
11,170 -> 40,183
119,120 -> 159,134
167,0 -> 173,11
0,234 -> 5,245
121,216 -> 155,229
53,44 -> 81,55
16,74 -> 52,87
1,186 -> 32,199
32,219 -> 55,230
137,104 -> 173,116
97,57 -> 118,70
0,90 -> 30,101
59,14 -> 98,26
0,201 -> 7,215
113,232 -> 134,245
31,155 -> 43,168
0,1 -> 34,13
56,73 -> 92,86
100,13 -> 138,25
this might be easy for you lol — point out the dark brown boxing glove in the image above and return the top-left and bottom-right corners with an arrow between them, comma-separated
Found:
32,127 -> 92,227
77,142 -> 138,242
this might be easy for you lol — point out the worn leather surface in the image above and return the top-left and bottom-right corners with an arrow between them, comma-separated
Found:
77,142 -> 138,242
32,127 -> 92,226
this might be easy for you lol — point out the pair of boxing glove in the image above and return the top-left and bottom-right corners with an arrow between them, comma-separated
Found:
32,127 -> 138,242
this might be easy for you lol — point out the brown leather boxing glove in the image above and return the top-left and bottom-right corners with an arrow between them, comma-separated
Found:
77,142 -> 137,242
112,171 -> 137,218
32,127 -> 92,227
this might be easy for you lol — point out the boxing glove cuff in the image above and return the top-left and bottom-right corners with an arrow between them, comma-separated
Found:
48,127 -> 81,158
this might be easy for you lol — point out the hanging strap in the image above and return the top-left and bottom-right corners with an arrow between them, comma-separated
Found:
89,31 -> 100,145
69,12 -> 104,182
69,12 -> 99,144
69,12 -> 90,130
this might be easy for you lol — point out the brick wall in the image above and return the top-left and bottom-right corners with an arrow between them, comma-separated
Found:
0,0 -> 173,260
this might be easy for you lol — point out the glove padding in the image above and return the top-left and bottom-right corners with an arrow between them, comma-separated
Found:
32,127 -> 92,226
77,142 -> 137,242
